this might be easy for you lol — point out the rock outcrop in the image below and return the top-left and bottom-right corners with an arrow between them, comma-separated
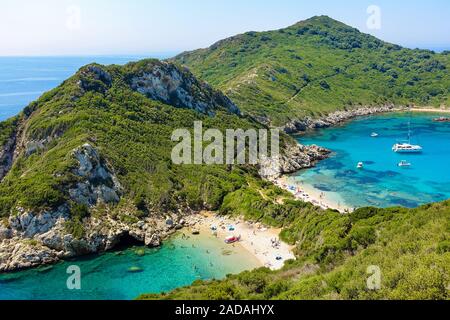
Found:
128,60 -> 241,116
0,142 -> 191,272
259,144 -> 330,179
0,203 -> 191,272
282,105 -> 397,134
260,105 -> 398,178
78,64 -> 113,93
69,144 -> 122,206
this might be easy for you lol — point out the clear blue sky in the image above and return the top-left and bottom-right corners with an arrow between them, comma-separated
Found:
1,0 -> 449,56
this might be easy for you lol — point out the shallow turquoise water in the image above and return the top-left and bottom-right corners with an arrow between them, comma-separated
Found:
0,233 -> 259,300
294,113 -> 450,208
0,56 -> 258,300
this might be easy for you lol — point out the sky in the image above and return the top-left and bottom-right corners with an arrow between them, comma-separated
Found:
0,0 -> 449,56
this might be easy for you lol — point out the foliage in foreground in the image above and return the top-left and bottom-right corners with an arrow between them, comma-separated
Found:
139,200 -> 450,300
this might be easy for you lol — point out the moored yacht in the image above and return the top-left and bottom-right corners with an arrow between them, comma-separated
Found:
393,111 -> 423,153
392,143 -> 423,153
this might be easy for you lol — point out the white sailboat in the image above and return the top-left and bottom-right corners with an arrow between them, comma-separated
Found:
392,113 -> 423,153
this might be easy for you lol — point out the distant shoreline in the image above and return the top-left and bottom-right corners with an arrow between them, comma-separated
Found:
411,107 -> 450,113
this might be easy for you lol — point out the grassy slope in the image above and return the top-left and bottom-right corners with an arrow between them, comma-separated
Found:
139,200 -> 450,300
173,16 -> 450,126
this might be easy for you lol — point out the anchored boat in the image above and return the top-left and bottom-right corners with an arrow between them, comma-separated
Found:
398,160 -> 411,167
393,111 -> 423,153
433,116 -> 450,122
392,143 -> 423,153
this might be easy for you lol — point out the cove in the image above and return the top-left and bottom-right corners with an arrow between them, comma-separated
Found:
0,232 -> 260,300
291,112 -> 450,209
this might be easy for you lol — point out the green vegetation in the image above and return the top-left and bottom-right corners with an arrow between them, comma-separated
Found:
173,16 -> 450,126
0,116 -> 18,147
139,200 -> 450,300
1,17 -> 449,300
0,60 -> 272,220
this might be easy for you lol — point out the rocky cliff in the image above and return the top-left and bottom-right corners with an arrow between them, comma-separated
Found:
0,58 -> 399,272
0,60 -> 248,271
125,60 -> 241,116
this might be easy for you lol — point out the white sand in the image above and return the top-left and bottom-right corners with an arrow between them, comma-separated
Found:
411,107 -> 450,113
190,212 -> 295,271
273,176 -> 353,213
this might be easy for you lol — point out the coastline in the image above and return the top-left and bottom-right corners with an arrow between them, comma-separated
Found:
274,105 -> 449,213
186,212 -> 295,271
411,107 -> 450,113
273,176 -> 352,213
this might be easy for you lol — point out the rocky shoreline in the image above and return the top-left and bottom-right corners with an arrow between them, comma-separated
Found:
0,142 -> 199,272
281,104 -> 398,134
259,105 -> 399,180
0,105 -> 399,272
0,206 -> 201,272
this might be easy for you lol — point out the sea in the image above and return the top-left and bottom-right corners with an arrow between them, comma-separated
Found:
293,112 -> 450,209
0,232 -> 259,300
1,56 -> 449,299
0,55 -> 260,300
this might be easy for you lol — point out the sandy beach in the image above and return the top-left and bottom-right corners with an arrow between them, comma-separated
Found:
187,212 -> 295,271
273,176 -> 352,213
411,107 -> 450,113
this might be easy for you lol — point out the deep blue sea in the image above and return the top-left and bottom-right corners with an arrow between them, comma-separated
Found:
294,113 -> 450,209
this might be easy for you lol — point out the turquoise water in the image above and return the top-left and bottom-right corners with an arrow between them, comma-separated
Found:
294,113 -> 450,208
0,55 -> 173,121
0,56 -> 258,300
0,233 -> 259,300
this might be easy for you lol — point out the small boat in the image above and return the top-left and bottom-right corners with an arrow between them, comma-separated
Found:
357,162 -> 364,169
398,160 -> 411,167
225,235 -> 241,244
371,132 -> 379,137
127,266 -> 144,273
